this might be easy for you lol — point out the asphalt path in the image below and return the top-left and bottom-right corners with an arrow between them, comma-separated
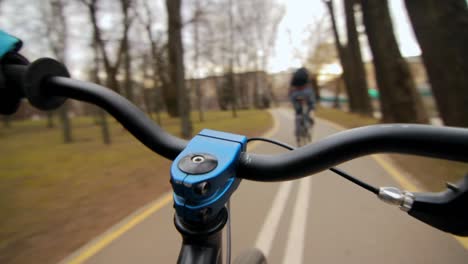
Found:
61,108 -> 467,264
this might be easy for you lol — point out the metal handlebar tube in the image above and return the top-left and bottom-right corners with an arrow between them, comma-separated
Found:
237,124 -> 468,181
3,59 -> 468,179
45,76 -> 187,160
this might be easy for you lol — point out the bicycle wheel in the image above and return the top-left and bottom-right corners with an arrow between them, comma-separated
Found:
300,116 -> 310,145
295,115 -> 302,146
306,119 -> 313,143
233,248 -> 267,264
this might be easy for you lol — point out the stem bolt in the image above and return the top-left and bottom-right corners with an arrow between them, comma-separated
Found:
191,155 -> 205,163
194,181 -> 210,195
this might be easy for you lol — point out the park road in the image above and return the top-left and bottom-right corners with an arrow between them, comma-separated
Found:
61,108 -> 468,264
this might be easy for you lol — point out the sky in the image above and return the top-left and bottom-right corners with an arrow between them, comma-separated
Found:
270,0 -> 422,73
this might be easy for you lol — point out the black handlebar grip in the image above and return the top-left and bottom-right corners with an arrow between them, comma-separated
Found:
408,175 -> 468,236
23,58 -> 70,110
1,57 -> 70,111
0,53 -> 29,115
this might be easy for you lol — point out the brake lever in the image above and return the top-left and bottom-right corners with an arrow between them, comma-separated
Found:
378,174 -> 468,236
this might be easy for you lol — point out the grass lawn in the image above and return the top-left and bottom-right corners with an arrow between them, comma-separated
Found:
0,109 -> 272,264
316,107 -> 468,192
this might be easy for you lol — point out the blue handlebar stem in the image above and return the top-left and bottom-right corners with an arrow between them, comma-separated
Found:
170,129 -> 247,222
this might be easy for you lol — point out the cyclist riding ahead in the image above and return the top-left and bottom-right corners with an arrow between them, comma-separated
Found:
289,67 -> 316,146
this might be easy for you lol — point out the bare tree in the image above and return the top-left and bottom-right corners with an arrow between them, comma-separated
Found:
361,0 -> 428,123
250,0 -> 284,108
81,0 -> 117,144
120,0 -> 135,103
82,0 -> 131,94
324,0 -> 372,115
192,0 -> 205,121
324,0 -> 354,111
90,34 -> 111,144
305,15 -> 337,101
228,0 -> 237,117
137,0 -> 167,124
81,0 -> 135,143
139,54 -> 160,123
197,0 -> 282,110
41,0 -> 73,142
164,0 -> 184,118
166,0 -> 192,138
344,0 -> 373,116
405,0 -> 468,127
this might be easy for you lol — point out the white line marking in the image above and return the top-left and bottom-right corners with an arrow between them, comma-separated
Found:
255,181 -> 294,258
282,177 -> 311,264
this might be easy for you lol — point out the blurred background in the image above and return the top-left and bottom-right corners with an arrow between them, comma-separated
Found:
0,0 -> 467,263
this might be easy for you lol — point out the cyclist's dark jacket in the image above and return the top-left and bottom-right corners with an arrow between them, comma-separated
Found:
289,86 -> 315,115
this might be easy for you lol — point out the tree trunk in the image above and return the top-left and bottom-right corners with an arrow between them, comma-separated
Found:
91,32 -> 111,144
228,0 -> 237,118
140,57 -> 153,119
344,0 -> 373,116
194,79 -> 204,122
193,0 -> 204,122
47,0 -> 73,143
98,108 -> 110,145
154,90 -> 162,126
121,0 -> 133,102
3,116 -> 10,128
46,112 -> 54,128
361,0 -> 429,123
122,40 -> 133,102
229,72 -> 237,117
165,0 -> 182,118
324,0 -> 356,113
334,76 -> 343,109
166,0 -> 192,138
59,102 -> 72,143
405,0 -> 468,127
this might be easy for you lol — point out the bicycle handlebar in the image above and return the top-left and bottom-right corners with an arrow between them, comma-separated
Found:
3,59 -> 468,182
238,124 -> 468,181
3,57 -> 468,236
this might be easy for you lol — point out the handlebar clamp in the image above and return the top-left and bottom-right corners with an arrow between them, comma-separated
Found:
170,129 -> 246,223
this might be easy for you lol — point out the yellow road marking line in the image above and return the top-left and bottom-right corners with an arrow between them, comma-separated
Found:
454,237 -> 468,250
66,193 -> 173,264
65,110 -> 279,264
318,117 -> 468,250
371,155 -> 419,191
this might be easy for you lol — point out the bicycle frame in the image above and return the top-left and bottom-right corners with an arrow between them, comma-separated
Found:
294,99 -> 312,146
175,209 -> 225,264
